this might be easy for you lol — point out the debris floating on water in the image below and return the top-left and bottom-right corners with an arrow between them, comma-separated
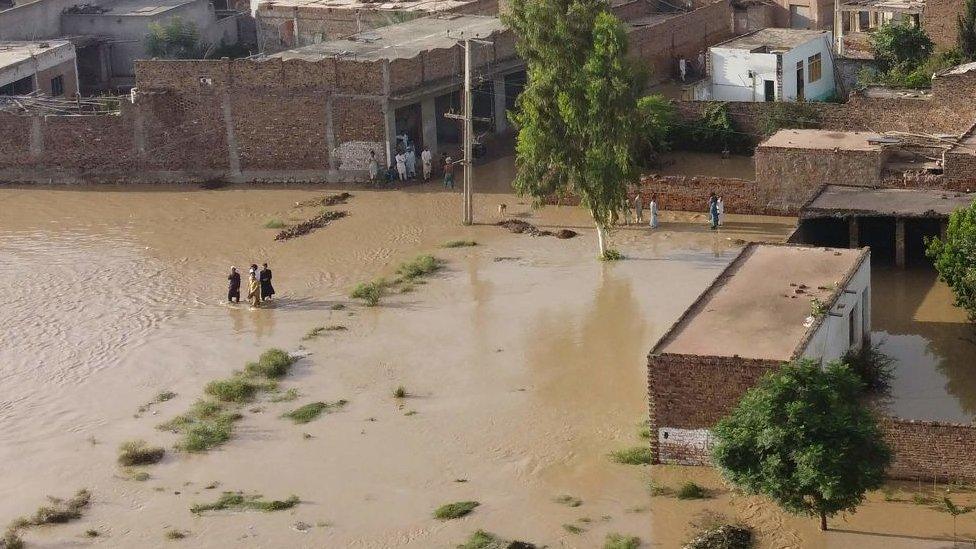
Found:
495,219 -> 577,239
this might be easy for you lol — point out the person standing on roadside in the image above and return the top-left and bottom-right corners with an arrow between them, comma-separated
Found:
421,146 -> 433,182
227,266 -> 241,303
634,193 -> 644,224
443,154 -> 455,189
649,194 -> 659,229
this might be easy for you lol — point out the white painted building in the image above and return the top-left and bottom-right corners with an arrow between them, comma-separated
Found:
708,28 -> 835,102
0,40 -> 79,96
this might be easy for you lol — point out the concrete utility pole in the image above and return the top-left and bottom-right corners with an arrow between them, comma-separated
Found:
445,35 -> 493,226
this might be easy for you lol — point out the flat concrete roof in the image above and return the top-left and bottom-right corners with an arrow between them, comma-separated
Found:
0,40 -> 73,71
714,28 -> 830,52
269,14 -> 505,62
938,60 -> 976,76
760,129 -> 885,151
838,0 -> 924,12
67,0 -> 198,17
654,244 -> 867,361
257,0 -> 477,13
802,185 -> 975,219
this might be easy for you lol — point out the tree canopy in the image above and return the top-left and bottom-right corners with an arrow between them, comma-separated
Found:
145,17 -> 204,59
711,360 -> 891,531
869,23 -> 934,72
504,0 -> 643,258
926,200 -> 976,321
960,0 -> 976,60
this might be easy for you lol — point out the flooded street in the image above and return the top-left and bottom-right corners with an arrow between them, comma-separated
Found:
1,157 -> 974,548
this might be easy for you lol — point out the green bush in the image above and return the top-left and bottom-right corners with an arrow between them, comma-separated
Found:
604,533 -> 640,549
396,255 -> 442,280
927,199 -> 976,321
870,22 -> 934,72
282,400 -> 348,424
434,501 -> 480,520
190,492 -> 299,514
759,102 -> 821,137
244,348 -> 295,379
118,440 -> 165,466
351,279 -> 387,306
842,342 -> 895,392
671,103 -> 751,154
204,377 -> 260,403
685,524 -> 753,549
609,446 -> 652,465
676,482 -> 709,500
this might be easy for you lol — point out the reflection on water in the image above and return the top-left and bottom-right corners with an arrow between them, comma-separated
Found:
872,267 -> 976,422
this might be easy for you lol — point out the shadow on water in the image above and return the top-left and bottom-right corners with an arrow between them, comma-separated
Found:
871,266 -> 976,422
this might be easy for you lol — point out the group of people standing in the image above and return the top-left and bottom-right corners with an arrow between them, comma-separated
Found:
620,194 -> 660,228
227,263 -> 275,307
367,146 -> 456,188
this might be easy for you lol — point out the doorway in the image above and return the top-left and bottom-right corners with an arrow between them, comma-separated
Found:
764,79 -> 775,101
795,60 -> 805,101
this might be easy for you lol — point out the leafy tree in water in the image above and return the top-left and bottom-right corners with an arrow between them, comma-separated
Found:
926,200 -> 976,321
505,0 -> 642,259
711,360 -> 891,531
960,0 -> 976,60
869,22 -> 933,72
145,17 -> 204,59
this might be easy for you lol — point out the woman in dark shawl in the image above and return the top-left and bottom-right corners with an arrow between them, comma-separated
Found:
259,262 -> 275,301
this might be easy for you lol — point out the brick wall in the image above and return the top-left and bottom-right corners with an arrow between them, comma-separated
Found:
647,353 -> 976,480
635,174 -> 788,215
945,150 -> 976,184
0,114 -> 31,169
923,0 -> 965,50
627,0 -> 734,83
882,418 -> 976,482
754,146 -> 885,210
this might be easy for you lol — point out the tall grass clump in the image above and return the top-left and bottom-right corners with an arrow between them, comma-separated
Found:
676,482 -> 709,500
244,348 -> 295,379
12,489 -> 92,528
190,492 -> 300,514
604,533 -> 640,549
442,240 -> 477,248
264,218 -> 286,229
457,530 -> 536,548
282,400 -> 348,424
396,255 -> 442,280
118,440 -> 165,466
609,446 -> 652,465
433,501 -> 479,520
204,377 -> 261,403
159,399 -> 242,452
351,279 -> 388,306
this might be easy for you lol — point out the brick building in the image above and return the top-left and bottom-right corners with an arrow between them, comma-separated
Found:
0,40 -> 78,97
647,243 -> 872,464
835,0 -> 966,55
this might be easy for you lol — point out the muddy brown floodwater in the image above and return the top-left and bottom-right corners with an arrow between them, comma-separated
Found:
1,157 -> 974,548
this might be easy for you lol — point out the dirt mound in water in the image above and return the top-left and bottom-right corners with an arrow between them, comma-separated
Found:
496,219 -> 577,239
294,192 -> 352,209
275,211 -> 347,241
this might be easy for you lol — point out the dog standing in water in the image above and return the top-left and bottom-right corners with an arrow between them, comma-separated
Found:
497,203 -> 507,217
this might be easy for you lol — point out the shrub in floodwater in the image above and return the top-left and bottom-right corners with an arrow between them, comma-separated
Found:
637,420 -> 651,440
393,385 -> 407,399
132,471 -> 151,481
648,481 -> 674,497
842,342 -> 895,393
164,529 -> 187,540
553,495 -> 582,507
676,482 -> 709,500
330,303 -> 346,310
609,446 -> 652,465
270,388 -> 300,402
118,440 -> 165,466
85,529 -> 100,537
190,492 -> 300,514
351,279 -> 387,306
244,348 -> 295,379
396,255 -> 442,280
562,524 -> 584,534
457,529 -> 536,549
25,489 -> 91,526
600,249 -> 624,261
156,391 -> 177,402
433,500 -> 479,520
685,524 -> 752,549
159,399 -> 242,452
204,377 -> 261,403
2,529 -> 24,549
442,240 -> 478,248
282,400 -> 348,424
264,218 -> 286,229
603,533 -> 641,549
302,327 -> 325,340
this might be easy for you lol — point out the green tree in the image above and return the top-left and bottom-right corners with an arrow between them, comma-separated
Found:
711,360 -> 891,531
926,200 -> 976,321
960,0 -> 976,60
869,22 -> 934,72
145,17 -> 204,59
505,0 -> 642,258
635,94 -> 675,165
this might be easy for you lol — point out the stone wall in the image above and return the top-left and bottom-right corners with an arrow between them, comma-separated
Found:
922,0 -> 966,50
754,146 -> 885,211
627,0 -> 734,84
646,353 -> 976,480
945,150 -> 976,184
635,174 -> 788,215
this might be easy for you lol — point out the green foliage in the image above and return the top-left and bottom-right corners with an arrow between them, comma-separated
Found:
204,377 -> 260,403
562,523 -> 585,534
158,399 -> 242,452
635,94 -> 676,163
393,385 -> 407,399
684,524 -> 753,549
673,103 -> 749,153
759,102 -> 821,137
457,530 -> 536,548
22,489 -> 91,526
600,248 -> 624,261
164,529 -> 188,540
505,0 -> 642,253
351,279 -> 388,306
145,17 -> 204,59
842,342 -> 895,392
442,240 -> 478,248
264,218 -> 286,229
603,533 -> 641,549
609,446 -> 652,465
809,297 -> 828,318
282,400 -> 348,423
190,492 -> 299,514
961,0 -> 976,59
396,255 -> 442,280
244,348 -> 295,379
117,440 -> 165,466
712,360 -> 891,529
870,23 -> 934,72
2,529 -> 24,549
553,494 -> 583,507
434,501 -> 480,520
676,482 -> 709,500
858,49 -> 964,88
926,200 -> 976,321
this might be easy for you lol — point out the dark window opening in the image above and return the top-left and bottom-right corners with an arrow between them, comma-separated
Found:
764,79 -> 775,101
51,75 -> 64,97
0,75 -> 34,96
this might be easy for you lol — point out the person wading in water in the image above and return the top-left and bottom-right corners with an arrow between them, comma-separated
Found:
259,262 -> 275,301
227,266 -> 241,303
247,265 -> 261,308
